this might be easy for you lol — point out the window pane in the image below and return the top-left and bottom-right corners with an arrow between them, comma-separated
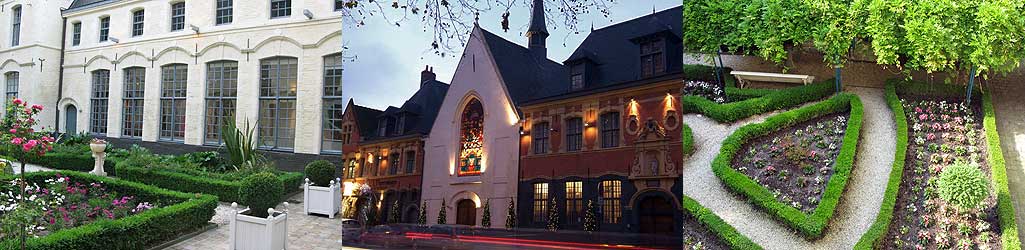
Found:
205,61 -> 238,145
170,2 -> 186,31
533,183 -> 548,223
11,7 -> 21,47
601,180 -> 621,223
566,118 -> 582,152
160,64 -> 187,141
258,57 -> 297,151
533,122 -> 549,154
132,10 -> 144,36
566,181 -> 582,223
122,68 -> 145,138
90,70 -> 110,135
72,23 -> 82,46
322,54 -> 343,153
216,0 -> 233,25
270,0 -> 292,18
99,17 -> 110,42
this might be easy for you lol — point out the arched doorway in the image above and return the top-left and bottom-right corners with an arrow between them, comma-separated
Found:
65,105 -> 77,133
403,205 -> 418,223
637,195 -> 675,235
456,199 -> 476,226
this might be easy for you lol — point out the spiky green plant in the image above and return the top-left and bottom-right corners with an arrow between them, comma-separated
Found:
220,117 -> 263,171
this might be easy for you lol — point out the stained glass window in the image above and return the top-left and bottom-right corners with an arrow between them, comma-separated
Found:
458,99 -> 484,176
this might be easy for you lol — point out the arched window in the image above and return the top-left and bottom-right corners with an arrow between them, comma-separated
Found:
458,99 -> 484,176
90,70 -> 110,135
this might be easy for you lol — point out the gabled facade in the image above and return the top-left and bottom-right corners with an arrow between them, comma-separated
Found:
340,67 -> 449,224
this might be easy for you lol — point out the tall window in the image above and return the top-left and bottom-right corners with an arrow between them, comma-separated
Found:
10,6 -> 21,47
601,180 -> 622,224
170,2 -> 186,31
533,182 -> 548,223
600,112 -> 620,148
388,153 -> 400,175
122,67 -> 145,138
72,22 -> 82,46
532,122 -> 549,154
258,57 -> 298,150
99,17 -> 110,42
565,118 -> 583,152
270,0 -> 292,18
160,64 -> 187,141
215,0 -> 233,25
131,10 -> 145,37
640,38 -> 665,77
322,54 -> 344,153
570,64 -> 584,90
4,72 -> 18,102
90,70 -> 110,135
205,61 -> 238,145
404,151 -> 415,174
566,181 -> 583,223
458,99 -> 484,176
346,160 -> 357,179
341,124 -> 352,144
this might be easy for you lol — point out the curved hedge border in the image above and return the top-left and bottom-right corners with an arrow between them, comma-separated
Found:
712,93 -> 863,239
682,80 -> 836,123
0,171 -> 217,250
855,80 -> 1020,249
853,81 -> 908,249
682,123 -> 695,157
117,162 -> 303,203
681,195 -> 763,250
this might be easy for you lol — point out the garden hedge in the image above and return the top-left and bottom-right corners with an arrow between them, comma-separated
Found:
116,162 -> 303,203
854,79 -> 1020,249
1,144 -> 118,175
0,171 -> 217,250
682,80 -> 836,123
712,93 -> 863,239
681,195 -> 762,250
682,123 -> 695,157
852,81 -> 909,249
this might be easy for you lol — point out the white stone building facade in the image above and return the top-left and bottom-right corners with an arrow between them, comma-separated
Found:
58,0 -> 342,154
0,0 -> 73,128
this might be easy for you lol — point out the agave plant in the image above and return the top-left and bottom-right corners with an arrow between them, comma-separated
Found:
220,117 -> 263,171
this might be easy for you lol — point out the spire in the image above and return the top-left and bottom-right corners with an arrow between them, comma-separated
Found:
526,0 -> 548,58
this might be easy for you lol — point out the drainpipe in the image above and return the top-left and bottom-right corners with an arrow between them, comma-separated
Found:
56,14 -> 67,133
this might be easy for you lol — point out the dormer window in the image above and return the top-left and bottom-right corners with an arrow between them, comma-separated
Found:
640,38 -> 665,77
378,119 -> 388,137
570,63 -> 585,90
396,116 -> 406,135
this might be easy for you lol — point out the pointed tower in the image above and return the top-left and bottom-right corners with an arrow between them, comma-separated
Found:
526,0 -> 548,58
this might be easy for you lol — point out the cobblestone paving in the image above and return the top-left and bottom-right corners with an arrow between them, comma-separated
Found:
167,192 -> 343,250
680,87 -> 895,249
991,83 -> 1025,242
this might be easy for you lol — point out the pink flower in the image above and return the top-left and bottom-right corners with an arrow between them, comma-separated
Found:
926,133 -> 936,140
10,137 -> 23,145
23,108 -> 31,114
8,129 -> 15,134
12,98 -> 22,105
918,114 -> 927,121
915,107 -> 922,113
27,118 -> 34,123
30,104 -> 42,111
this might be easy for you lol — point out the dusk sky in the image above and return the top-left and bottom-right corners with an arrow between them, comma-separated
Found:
342,0 -> 680,110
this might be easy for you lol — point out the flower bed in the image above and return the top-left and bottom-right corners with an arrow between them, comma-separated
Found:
874,80 -> 1020,249
713,93 -> 863,239
0,171 -> 217,249
681,195 -> 762,250
681,80 -> 836,123
731,113 -> 849,213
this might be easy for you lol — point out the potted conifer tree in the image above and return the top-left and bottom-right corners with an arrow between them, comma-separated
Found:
303,160 -> 341,218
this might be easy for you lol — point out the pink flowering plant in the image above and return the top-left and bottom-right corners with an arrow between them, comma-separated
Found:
0,98 -> 54,247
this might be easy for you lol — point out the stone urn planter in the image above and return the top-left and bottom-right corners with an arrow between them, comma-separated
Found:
230,202 -> 289,250
303,178 -> 341,218
88,139 -> 107,176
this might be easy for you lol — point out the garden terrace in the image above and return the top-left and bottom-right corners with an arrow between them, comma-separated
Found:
0,171 -> 217,249
857,80 -> 1020,249
713,93 -> 863,239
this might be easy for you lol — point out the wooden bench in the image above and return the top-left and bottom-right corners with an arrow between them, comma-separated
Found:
730,71 -> 815,88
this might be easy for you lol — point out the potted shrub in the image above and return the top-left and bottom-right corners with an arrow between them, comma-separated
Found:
230,172 -> 288,250
303,160 -> 340,218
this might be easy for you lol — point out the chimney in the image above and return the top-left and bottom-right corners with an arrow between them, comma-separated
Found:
420,65 -> 436,86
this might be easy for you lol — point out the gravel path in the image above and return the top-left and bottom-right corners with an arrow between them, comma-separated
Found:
680,87 -> 895,249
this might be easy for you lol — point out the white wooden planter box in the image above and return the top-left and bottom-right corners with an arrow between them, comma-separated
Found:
303,178 -> 341,218
230,203 -> 289,250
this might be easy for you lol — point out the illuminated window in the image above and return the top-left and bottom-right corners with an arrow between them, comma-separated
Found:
565,118 -> 583,152
458,99 -> 484,176
532,122 -> 549,154
600,112 -> 620,148
565,181 -> 583,223
389,153 -> 400,175
533,182 -> 548,223
346,159 -> 357,178
601,180 -> 621,223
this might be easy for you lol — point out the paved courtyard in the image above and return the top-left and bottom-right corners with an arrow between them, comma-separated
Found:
166,192 -> 344,250
991,83 -> 1025,242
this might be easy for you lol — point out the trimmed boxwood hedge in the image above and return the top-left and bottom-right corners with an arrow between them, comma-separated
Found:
682,123 -> 695,157
682,80 -> 836,123
712,93 -> 863,239
681,195 -> 762,250
1,144 -> 118,175
0,171 -> 217,250
855,79 -> 1020,249
116,161 -> 303,203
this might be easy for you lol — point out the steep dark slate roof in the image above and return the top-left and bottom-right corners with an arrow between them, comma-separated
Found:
350,103 -> 383,139
479,29 -> 568,105
66,0 -> 117,12
362,80 -> 449,143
